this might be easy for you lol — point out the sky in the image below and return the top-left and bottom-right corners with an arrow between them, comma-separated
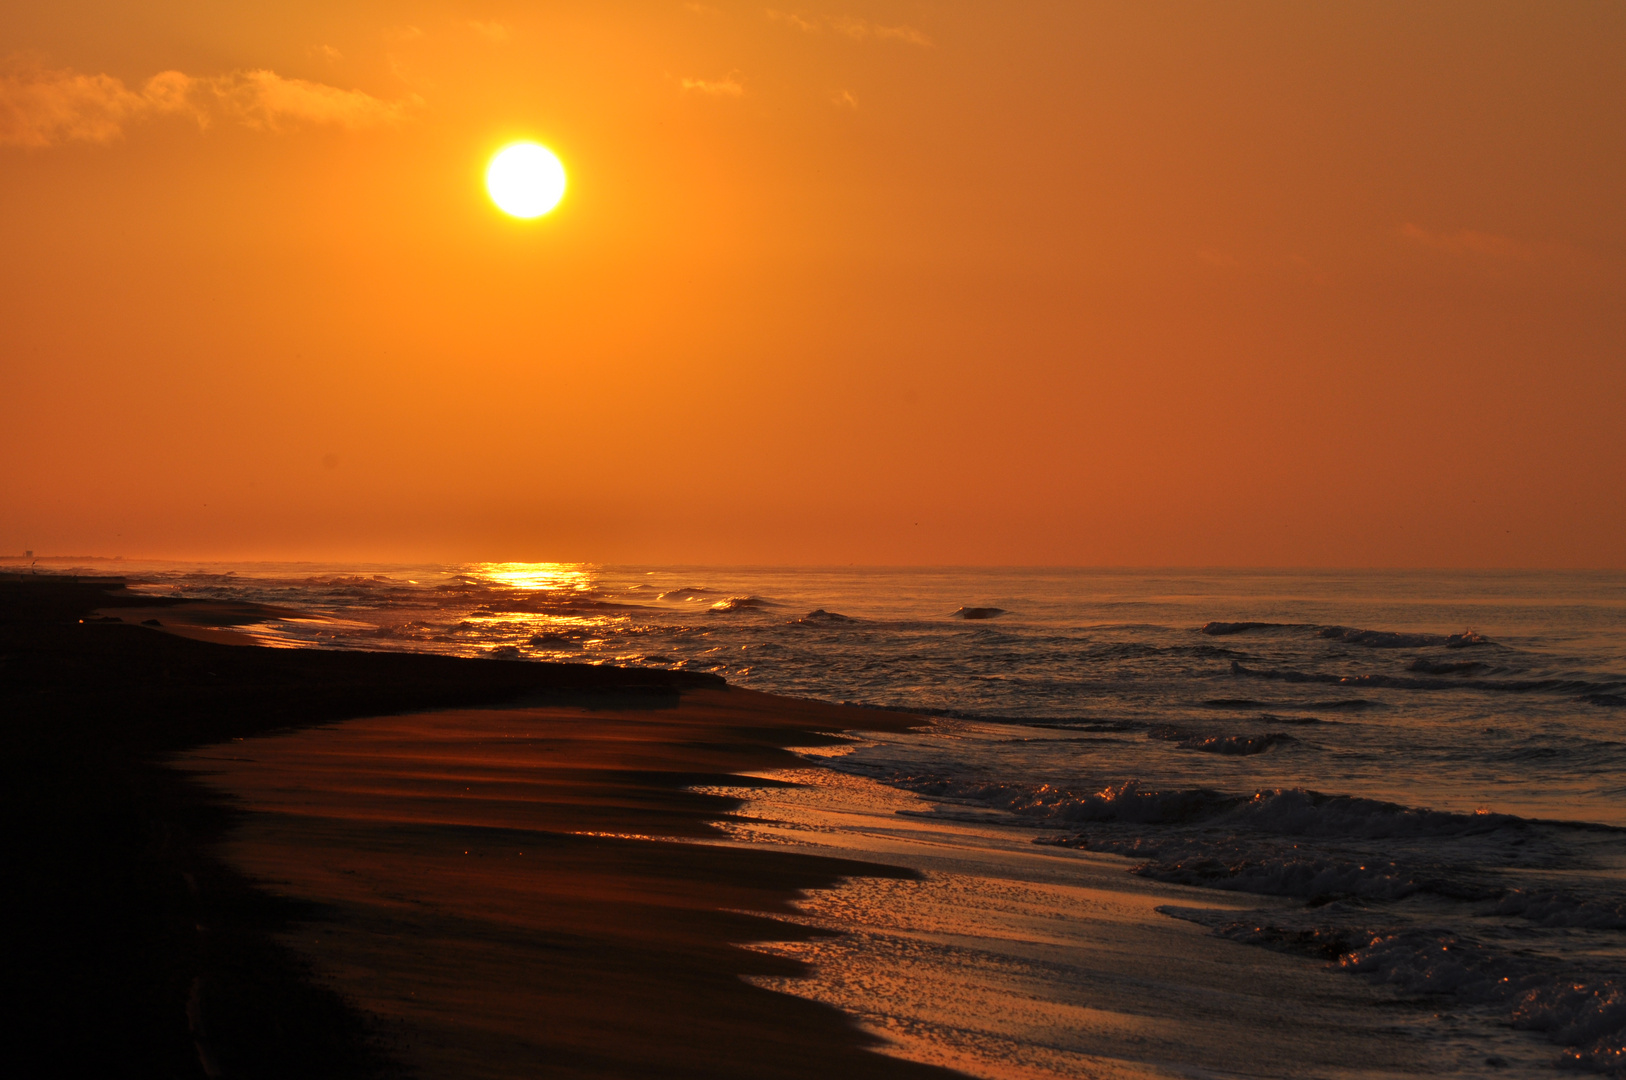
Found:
2,1 -> 1623,567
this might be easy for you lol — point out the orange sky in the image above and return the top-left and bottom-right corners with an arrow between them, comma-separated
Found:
2,2 -> 1623,566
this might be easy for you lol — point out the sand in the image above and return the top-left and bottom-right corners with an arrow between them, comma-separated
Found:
181,691 -> 1437,1080
4,572 -> 1430,1079
0,574 -> 951,1079
178,690 -> 959,1079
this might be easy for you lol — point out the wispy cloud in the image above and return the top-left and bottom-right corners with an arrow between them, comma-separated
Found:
829,16 -> 932,46
681,74 -> 745,96
0,68 -> 167,147
210,70 -> 418,131
468,20 -> 511,43
832,89 -> 858,109
766,10 -> 932,46
766,9 -> 820,33
0,65 -> 419,147
1399,223 -> 1525,259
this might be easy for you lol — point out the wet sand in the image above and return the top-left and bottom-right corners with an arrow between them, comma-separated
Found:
178,691 -> 957,1079
706,768 -> 1444,1078
5,573 -> 1433,1078
186,694 -> 1439,1080
3,573 -> 944,1079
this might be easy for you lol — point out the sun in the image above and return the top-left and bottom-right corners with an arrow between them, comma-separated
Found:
486,142 -> 567,218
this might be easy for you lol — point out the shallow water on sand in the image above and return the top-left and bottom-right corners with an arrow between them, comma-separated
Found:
77,562 -> 1626,1073
704,763 -> 1548,1078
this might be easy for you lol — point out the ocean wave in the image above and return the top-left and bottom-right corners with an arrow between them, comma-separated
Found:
1346,933 -> 1626,1071
1492,889 -> 1626,930
658,587 -> 710,600
1342,929 -> 1543,1000
897,776 -> 1239,825
1406,658 -> 1485,675
1318,625 -> 1491,649
952,606 -> 1007,620
708,595 -> 771,613
1200,621 -> 1291,636
1230,660 -> 1618,697
527,630 -> 588,646
1227,788 -> 1525,840
1116,840 -> 1434,901
903,775 -> 1528,841
791,609 -> 854,625
1513,981 -> 1626,1071
1199,621 -> 1491,649
298,574 -> 396,586
1166,908 -> 1626,1071
1146,853 -> 1626,927
1148,726 -> 1296,756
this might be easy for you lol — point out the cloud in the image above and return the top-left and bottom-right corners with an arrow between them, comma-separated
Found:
0,68 -> 165,147
210,70 -> 417,131
829,16 -> 932,46
766,10 -> 820,33
684,3 -> 723,15
0,65 -> 418,147
681,75 -> 744,96
1399,223 -> 1525,259
832,89 -> 858,109
312,44 -> 343,63
469,20 -> 511,43
767,10 -> 932,45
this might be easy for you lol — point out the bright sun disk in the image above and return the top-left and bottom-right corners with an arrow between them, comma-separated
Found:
486,142 -> 567,218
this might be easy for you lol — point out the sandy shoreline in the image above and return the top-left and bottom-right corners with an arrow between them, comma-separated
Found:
0,574 -> 951,1079
3,572 -> 1454,1079
177,689 -> 957,1079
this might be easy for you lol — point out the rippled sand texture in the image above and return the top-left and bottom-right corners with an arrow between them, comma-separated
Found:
175,689 -> 955,1080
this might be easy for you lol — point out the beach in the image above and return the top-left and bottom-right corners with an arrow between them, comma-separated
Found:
175,691 -> 1439,1079
175,689 -> 962,1079
1,574 -> 937,1078
9,567 -> 1625,1078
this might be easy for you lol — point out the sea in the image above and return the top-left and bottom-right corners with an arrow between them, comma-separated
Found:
62,561 -> 1626,1075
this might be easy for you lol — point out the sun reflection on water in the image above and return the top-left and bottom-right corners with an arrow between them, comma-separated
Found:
472,562 -> 596,593
450,563 -> 639,662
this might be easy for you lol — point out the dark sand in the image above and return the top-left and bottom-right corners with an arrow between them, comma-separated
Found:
180,691 -> 956,1079
1,574 -> 951,1079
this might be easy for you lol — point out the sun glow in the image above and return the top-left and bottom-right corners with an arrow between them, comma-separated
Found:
485,142 -> 567,218
474,562 -> 593,593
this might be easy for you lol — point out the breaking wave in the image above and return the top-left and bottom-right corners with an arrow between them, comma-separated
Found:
891,776 -> 1538,840
708,595 -> 772,613
1163,908 -> 1626,1073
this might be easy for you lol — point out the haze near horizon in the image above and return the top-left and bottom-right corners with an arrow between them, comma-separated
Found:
3,1 -> 1623,567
